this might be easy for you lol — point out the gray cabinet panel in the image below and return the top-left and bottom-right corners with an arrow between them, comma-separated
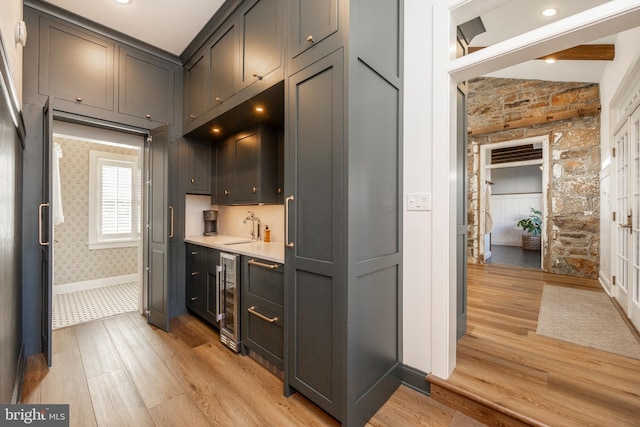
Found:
39,18 -> 114,110
239,0 -> 282,89
212,140 -> 233,204
185,138 -> 212,194
235,131 -> 259,201
353,266 -> 398,399
352,61 -> 400,261
119,48 -> 175,124
186,244 -> 205,312
289,0 -> 338,58
184,52 -> 209,122
294,67 -> 336,262
293,270 -> 335,400
286,49 -> 344,417
210,24 -> 237,106
354,0 -> 401,80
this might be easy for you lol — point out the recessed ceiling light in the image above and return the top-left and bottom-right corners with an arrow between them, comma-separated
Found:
114,0 -> 132,4
255,107 -> 264,113
545,58 -> 557,64
542,8 -> 558,17
212,128 -> 220,133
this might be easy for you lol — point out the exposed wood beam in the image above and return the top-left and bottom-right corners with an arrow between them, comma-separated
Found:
468,44 -> 615,61
468,104 -> 601,137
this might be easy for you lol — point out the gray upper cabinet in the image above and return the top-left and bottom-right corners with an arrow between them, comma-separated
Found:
184,138 -> 212,194
210,23 -> 237,109
238,0 -> 282,90
184,51 -> 210,124
118,48 -> 175,124
212,126 -> 279,205
38,17 -> 115,110
288,0 -> 339,62
212,140 -> 234,204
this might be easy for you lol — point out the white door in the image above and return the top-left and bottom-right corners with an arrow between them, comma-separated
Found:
629,108 -> 640,329
614,108 -> 640,332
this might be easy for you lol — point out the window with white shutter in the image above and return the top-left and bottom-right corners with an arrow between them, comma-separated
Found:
89,150 -> 140,249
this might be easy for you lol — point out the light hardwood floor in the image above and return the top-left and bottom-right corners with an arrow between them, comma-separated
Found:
21,312 -> 482,426
431,264 -> 640,427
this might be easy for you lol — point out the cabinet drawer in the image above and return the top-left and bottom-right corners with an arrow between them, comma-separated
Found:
246,258 -> 283,306
244,301 -> 283,366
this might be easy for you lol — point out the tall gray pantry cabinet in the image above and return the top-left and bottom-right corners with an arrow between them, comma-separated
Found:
284,0 -> 403,425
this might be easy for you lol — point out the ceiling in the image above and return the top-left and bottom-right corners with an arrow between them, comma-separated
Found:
41,0 -> 625,82
41,0 -> 225,56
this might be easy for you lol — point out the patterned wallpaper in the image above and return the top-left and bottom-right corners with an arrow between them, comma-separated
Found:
53,135 -> 140,286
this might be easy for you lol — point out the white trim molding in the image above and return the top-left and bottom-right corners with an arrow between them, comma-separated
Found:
54,273 -> 138,295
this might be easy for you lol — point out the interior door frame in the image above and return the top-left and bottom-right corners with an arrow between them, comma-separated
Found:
479,135 -> 549,269
430,0 -> 640,378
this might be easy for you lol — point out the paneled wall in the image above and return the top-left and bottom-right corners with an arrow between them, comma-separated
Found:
491,194 -> 543,246
468,77 -> 601,278
53,135 -> 139,288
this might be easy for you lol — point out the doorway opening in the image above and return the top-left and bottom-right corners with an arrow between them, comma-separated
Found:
51,121 -> 145,330
479,136 -> 548,270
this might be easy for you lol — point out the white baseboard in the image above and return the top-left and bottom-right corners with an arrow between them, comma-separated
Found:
599,271 -> 612,296
54,274 -> 139,295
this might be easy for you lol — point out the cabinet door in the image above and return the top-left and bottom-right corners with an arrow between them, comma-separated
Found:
186,139 -> 211,194
234,131 -> 260,202
285,50 -> 344,416
184,51 -> 209,123
210,24 -> 237,107
212,140 -> 233,204
118,48 -> 175,124
289,0 -> 338,59
238,0 -> 282,90
186,245 -> 204,312
39,18 -> 114,110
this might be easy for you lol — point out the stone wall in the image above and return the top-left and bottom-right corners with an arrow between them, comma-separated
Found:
467,77 -> 600,278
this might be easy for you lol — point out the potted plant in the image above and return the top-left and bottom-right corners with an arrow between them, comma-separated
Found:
517,208 -> 542,250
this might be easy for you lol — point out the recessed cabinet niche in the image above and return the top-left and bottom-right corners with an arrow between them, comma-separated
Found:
212,126 -> 280,205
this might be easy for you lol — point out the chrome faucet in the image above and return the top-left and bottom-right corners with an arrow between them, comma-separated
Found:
243,211 -> 261,240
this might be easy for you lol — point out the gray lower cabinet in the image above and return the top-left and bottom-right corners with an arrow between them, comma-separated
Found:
241,257 -> 284,369
38,17 -> 115,111
185,244 -> 220,326
118,48 -> 175,124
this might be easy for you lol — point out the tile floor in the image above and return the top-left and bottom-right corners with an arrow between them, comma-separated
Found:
52,282 -> 138,329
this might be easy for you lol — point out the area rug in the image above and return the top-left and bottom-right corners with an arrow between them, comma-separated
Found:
536,285 -> 640,359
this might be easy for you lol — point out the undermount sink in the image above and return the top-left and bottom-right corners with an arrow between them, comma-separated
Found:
222,240 -> 253,245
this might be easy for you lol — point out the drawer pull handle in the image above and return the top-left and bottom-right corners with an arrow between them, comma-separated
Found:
191,297 -> 199,301
76,97 -> 83,102
248,259 -> 279,270
191,251 -> 198,255
191,272 -> 199,276
306,35 -> 315,43
248,306 -> 278,323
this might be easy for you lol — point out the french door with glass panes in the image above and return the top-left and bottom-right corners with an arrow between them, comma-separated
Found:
614,106 -> 640,331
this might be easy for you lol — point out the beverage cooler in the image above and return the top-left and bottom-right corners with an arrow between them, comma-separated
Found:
217,252 -> 240,352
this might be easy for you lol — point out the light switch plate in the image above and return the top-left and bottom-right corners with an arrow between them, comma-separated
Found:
407,193 -> 431,211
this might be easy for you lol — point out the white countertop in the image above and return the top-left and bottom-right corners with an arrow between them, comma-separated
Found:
184,235 -> 285,263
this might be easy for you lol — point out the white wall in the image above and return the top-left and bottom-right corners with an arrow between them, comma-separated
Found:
0,0 -> 23,106
491,194 -> 543,246
402,0 -> 434,374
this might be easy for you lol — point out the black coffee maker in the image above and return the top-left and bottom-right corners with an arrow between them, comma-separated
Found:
203,210 -> 218,236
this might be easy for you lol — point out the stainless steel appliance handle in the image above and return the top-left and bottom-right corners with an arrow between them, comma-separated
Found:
285,195 -> 294,248
248,259 -> 279,270
169,206 -> 174,238
248,306 -> 279,323
38,203 -> 50,246
215,265 -> 223,322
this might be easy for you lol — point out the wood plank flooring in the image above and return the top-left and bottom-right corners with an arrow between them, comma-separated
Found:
431,264 -> 640,427
21,312 -> 482,427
